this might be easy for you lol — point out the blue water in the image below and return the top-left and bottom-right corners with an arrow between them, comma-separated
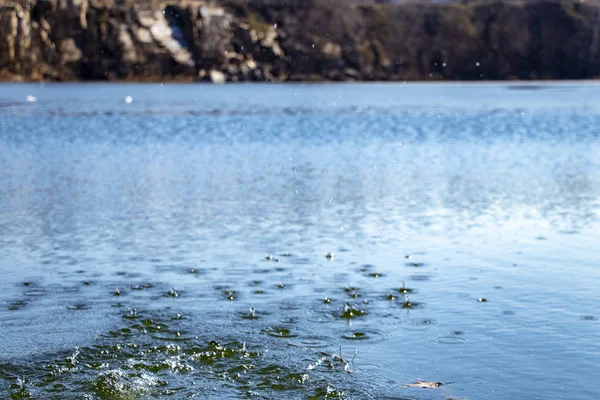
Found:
0,83 -> 599,399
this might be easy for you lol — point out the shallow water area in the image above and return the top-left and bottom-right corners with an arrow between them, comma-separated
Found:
0,83 -> 599,399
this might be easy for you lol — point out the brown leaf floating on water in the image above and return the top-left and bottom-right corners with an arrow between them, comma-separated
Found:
406,380 -> 443,388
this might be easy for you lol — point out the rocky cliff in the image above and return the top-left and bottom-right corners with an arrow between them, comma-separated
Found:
1,0 -> 600,81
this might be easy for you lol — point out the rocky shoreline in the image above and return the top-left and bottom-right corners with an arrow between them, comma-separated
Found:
1,0 -> 600,82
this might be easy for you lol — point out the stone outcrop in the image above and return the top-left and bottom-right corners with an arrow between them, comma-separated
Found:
1,0 -> 600,81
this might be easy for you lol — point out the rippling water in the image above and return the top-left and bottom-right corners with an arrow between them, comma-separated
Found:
0,83 -> 599,399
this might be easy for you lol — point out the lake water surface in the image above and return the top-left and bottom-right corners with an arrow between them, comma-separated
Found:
0,83 -> 599,399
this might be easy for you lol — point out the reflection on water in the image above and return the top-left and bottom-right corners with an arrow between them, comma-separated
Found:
0,83 -> 599,399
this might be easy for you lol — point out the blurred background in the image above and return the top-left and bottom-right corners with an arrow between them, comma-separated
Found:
2,0 -> 600,82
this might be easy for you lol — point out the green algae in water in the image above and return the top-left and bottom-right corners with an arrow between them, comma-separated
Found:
309,385 -> 345,399
91,369 -> 165,400
222,289 -> 238,301
240,308 -> 260,320
340,303 -> 366,319
263,327 -> 297,338
8,300 -> 28,311
341,332 -> 369,341
1,305 -> 370,399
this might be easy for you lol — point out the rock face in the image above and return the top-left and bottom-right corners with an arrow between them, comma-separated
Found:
1,0 -> 600,81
